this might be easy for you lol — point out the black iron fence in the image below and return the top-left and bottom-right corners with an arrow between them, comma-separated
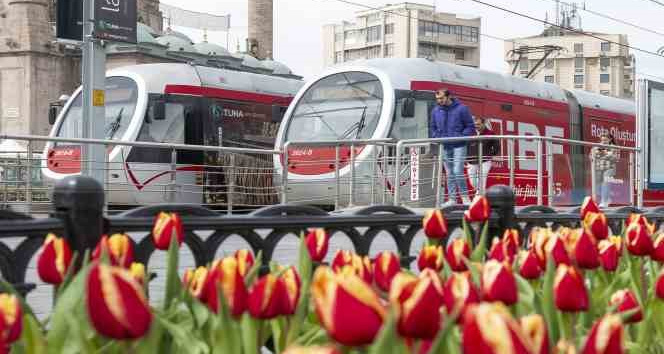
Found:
1,176 -> 664,299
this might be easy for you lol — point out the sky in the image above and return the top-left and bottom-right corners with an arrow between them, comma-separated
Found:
162,0 -> 664,81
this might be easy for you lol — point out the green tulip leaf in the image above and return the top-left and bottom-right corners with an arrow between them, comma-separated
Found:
163,236 -> 181,311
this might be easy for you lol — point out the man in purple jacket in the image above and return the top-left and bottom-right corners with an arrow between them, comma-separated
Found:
430,89 -> 475,206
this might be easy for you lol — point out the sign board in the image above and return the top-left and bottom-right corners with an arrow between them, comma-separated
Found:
56,0 -> 84,42
410,148 -> 420,201
640,79 -> 664,189
95,0 -> 138,44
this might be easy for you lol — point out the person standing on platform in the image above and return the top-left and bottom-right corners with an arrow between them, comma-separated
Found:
591,131 -> 619,208
467,116 -> 499,195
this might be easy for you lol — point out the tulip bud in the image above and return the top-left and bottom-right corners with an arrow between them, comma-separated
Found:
204,257 -> 248,316
233,249 -> 255,277
92,234 -> 134,268
580,196 -> 600,220
331,250 -> 373,284
598,239 -> 620,272
312,266 -> 385,346
280,266 -> 301,315
304,228 -> 329,262
462,303 -> 533,354
656,270 -> 664,300
651,234 -> 664,262
583,212 -> 609,241
609,289 -> 642,323
546,234 -> 571,267
86,263 -> 152,339
418,245 -> 445,272
423,209 -> 448,239
481,260 -> 518,305
129,262 -> 146,286
282,346 -> 342,354
581,315 -> 624,354
519,250 -> 544,280
488,238 -> 507,262
183,266 -> 208,300
627,214 -> 656,235
151,212 -> 184,250
626,223 -> 653,256
248,274 -> 288,319
0,294 -> 22,348
521,314 -> 549,354
573,230 -> 599,270
442,272 -> 479,322
37,233 -> 73,285
502,229 -> 520,260
374,251 -> 401,292
445,239 -> 471,272
554,264 -> 588,312
464,195 -> 490,223
389,270 -> 445,339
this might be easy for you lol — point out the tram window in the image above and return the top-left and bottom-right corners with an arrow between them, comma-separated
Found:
128,103 -> 186,163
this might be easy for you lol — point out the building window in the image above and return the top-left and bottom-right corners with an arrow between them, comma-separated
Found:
439,23 -> 450,34
366,25 -> 381,42
425,21 -> 435,36
454,48 -> 465,60
600,90 -> 610,96
574,75 -> 584,84
418,20 -> 425,36
545,59 -> 554,69
384,43 -> 395,57
367,12 -> 380,21
600,57 -> 611,68
601,42 -> 611,52
519,59 -> 529,70
544,75 -> 554,83
574,57 -> 584,68
384,23 -> 394,35
574,43 -> 583,53
470,27 -> 479,42
600,74 -> 610,83
366,46 -> 381,59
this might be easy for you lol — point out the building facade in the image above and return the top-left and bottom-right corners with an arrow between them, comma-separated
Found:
505,28 -> 635,98
322,3 -> 481,68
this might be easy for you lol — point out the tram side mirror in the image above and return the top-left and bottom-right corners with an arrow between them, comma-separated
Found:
272,105 -> 287,123
48,105 -> 58,125
151,99 -> 166,121
401,98 -> 415,118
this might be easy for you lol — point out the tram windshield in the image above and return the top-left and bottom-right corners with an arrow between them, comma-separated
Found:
55,77 -> 139,145
286,72 -> 383,141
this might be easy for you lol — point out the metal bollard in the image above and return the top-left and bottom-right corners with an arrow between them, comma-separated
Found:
546,140 -> 554,207
52,176 -> 105,263
486,184 -> 516,243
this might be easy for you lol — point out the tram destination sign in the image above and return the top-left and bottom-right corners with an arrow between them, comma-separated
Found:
95,0 -> 137,44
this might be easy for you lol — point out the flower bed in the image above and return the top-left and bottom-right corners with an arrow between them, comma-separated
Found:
2,198 -> 664,353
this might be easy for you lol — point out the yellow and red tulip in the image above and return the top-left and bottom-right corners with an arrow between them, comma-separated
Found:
374,251 -> 401,292
445,238 -> 471,272
656,270 -> 664,300
92,233 -> 134,268
503,229 -> 520,260
581,315 -> 624,354
442,272 -> 480,322
554,264 -> 588,312
418,245 -> 445,272
0,294 -> 22,348
464,195 -> 490,223
651,234 -> 664,262
389,269 -> 445,339
233,249 -> 255,277
311,266 -> 386,346
625,223 -> 653,256
609,289 -> 642,324
598,238 -> 621,272
481,260 -> 518,305
151,211 -> 184,250
580,196 -> 600,220
627,214 -> 656,235
204,257 -> 248,316
248,273 -> 288,319
583,212 -> 609,241
183,266 -> 209,300
129,262 -> 146,286
518,250 -> 544,280
423,209 -> 448,239
556,340 -> 578,354
304,228 -> 329,262
280,266 -> 301,315
520,314 -> 549,354
86,263 -> 152,339
546,234 -> 572,267
488,238 -> 507,263
331,250 -> 373,284
462,303 -> 534,354
573,230 -> 600,270
37,233 -> 73,285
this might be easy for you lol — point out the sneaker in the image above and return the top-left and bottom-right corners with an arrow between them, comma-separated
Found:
439,200 -> 456,208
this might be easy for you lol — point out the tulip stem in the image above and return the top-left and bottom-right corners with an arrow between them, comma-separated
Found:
641,261 -> 648,303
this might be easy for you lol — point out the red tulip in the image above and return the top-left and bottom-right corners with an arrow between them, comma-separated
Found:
445,239 -> 470,272
418,245 -> 445,272
462,303 -> 534,354
580,196 -> 600,220
488,238 -> 507,262
554,264 -> 588,312
279,266 -> 301,315
573,230 -> 600,270
423,209 -> 448,239
129,262 -> 146,286
464,195 -> 490,223
183,266 -> 208,299
389,270 -> 445,339
651,234 -> 664,262
581,315 -> 624,354
502,229 -> 520,260
583,212 -> 609,241
204,257 -> 248,316
86,263 -> 152,339
481,260 -> 518,305
546,234 -> 571,267
233,249 -> 255,277
331,250 -> 373,284
248,273 -> 288,319
151,212 -> 184,250
442,272 -> 480,322
92,234 -> 134,268
37,233 -> 73,285
521,314 -> 549,354
312,266 -> 386,346
609,289 -> 642,323
305,228 -> 329,262
656,270 -> 664,300
518,250 -> 544,280
0,294 -> 22,349
598,239 -> 620,272
374,251 -> 401,292
627,214 -> 656,235
625,223 -> 653,256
